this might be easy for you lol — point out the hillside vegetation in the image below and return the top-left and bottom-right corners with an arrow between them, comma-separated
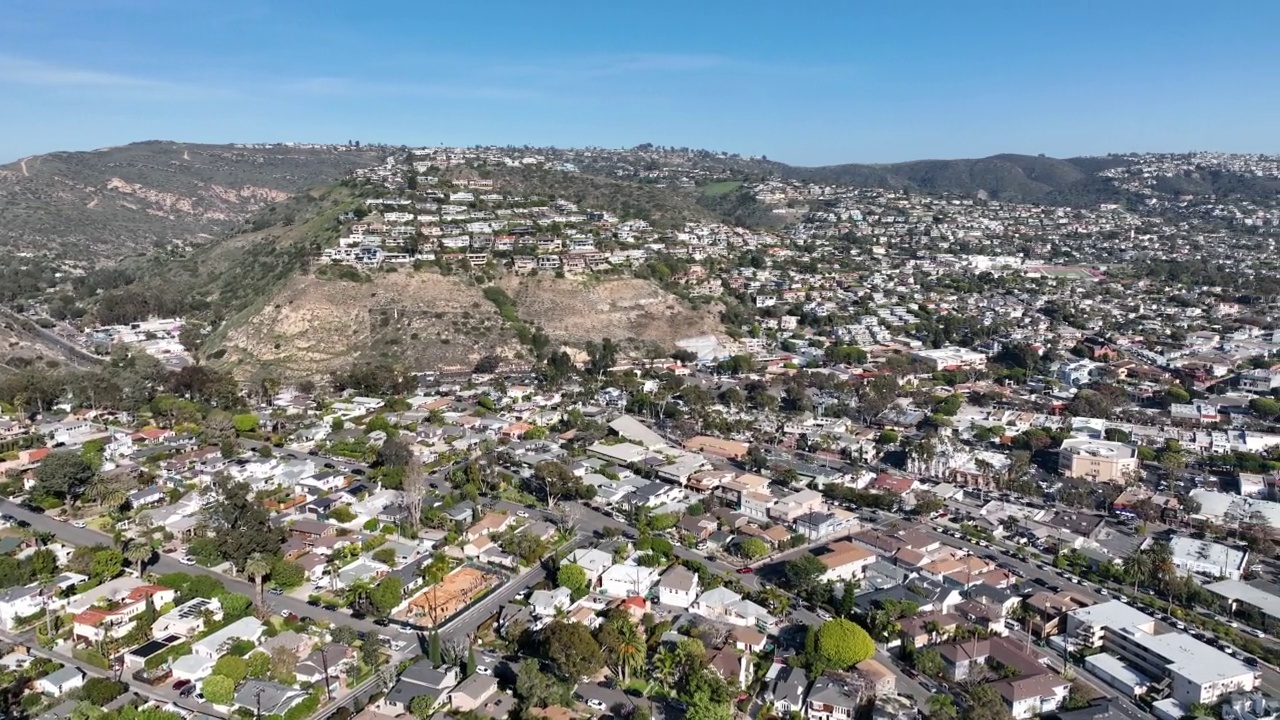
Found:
780,154 -> 1134,203
0,141 -> 381,262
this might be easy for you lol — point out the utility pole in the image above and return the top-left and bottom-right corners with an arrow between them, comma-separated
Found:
321,647 -> 333,701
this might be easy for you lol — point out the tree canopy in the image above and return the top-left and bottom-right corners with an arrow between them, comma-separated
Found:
33,451 -> 97,504
816,619 -> 875,668
203,476 -> 285,570
542,620 -> 604,681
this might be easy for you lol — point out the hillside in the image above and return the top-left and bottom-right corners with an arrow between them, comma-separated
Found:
0,141 -> 382,262
479,165 -> 718,229
216,270 -> 721,380
778,154 -> 1134,203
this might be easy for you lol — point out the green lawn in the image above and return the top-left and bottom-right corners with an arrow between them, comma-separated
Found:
700,180 -> 744,197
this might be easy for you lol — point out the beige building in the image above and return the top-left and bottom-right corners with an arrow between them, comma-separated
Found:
1057,438 -> 1139,483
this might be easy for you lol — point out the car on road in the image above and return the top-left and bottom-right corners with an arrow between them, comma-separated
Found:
179,556 -> 197,566
280,609 -> 293,618
374,618 -> 391,627
351,612 -> 367,621
269,588 -> 284,596
193,691 -> 205,702
180,685 -> 197,698
737,567 -> 754,574
397,625 -> 415,634
516,510 -> 530,518
307,599 -> 321,607
586,699 -> 607,711
816,610 -> 833,621
72,520 -> 87,528
173,679 -> 191,691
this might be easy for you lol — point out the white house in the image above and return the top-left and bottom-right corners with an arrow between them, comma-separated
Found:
152,597 -> 222,639
565,548 -> 614,587
192,617 -> 265,659
36,666 -> 85,696
0,586 -> 45,630
599,564 -> 660,599
657,565 -> 700,609
691,587 -> 777,629
530,587 -> 572,617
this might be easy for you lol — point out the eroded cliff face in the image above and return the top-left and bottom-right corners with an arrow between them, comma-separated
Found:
104,177 -> 293,219
217,270 -> 724,380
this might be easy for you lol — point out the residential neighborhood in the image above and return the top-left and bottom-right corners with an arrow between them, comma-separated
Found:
2,145 -> 1280,720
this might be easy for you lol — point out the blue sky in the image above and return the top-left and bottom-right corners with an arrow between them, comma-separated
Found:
2,0 -> 1277,165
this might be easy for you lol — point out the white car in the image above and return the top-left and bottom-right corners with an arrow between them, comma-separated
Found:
179,556 -> 197,566
397,624 -> 416,634
516,510 -> 530,518
476,665 -> 493,676
73,520 -> 87,528
587,699 -> 607,711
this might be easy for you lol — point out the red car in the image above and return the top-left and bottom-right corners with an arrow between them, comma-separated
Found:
737,567 -> 754,574
172,679 -> 191,691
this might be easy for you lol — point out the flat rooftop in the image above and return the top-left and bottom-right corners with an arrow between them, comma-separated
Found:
1205,579 -> 1280,620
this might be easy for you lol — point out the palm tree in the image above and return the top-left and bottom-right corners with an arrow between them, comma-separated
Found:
650,646 -> 679,690
245,553 -> 272,610
606,619 -> 645,683
924,620 -> 943,645
124,541 -> 153,577
760,587 -> 791,616
85,477 -> 126,511
345,579 -> 374,615
927,694 -> 957,720
1123,547 -> 1151,594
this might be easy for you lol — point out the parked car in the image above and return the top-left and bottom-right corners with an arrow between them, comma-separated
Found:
587,699 -> 607,711
737,567 -> 754,574
268,588 -> 284,596
172,679 -> 191,691
180,685 -> 197,698
179,556 -> 197,566
73,520 -> 87,528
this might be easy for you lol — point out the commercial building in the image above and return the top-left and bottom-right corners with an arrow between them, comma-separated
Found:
1204,579 -> 1280,634
1168,537 -> 1249,581
1066,601 -> 1257,708
909,346 -> 988,371
1058,438 -> 1139,482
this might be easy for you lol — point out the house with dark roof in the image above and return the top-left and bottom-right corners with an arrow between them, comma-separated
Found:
382,662 -> 459,715
768,665 -> 809,714
807,673 -> 867,720
233,680 -> 308,716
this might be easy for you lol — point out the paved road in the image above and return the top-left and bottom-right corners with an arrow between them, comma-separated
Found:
1,499 -> 388,635
0,628 -> 227,717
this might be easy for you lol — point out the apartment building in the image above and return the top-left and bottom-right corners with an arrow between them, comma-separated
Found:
1066,601 -> 1258,707
1058,438 -> 1139,482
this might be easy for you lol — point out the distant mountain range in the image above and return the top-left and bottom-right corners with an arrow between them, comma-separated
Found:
777,154 -> 1136,203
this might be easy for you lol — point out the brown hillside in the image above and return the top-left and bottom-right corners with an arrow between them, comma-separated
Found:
219,270 -> 520,379
219,271 -> 722,379
498,276 -> 723,348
